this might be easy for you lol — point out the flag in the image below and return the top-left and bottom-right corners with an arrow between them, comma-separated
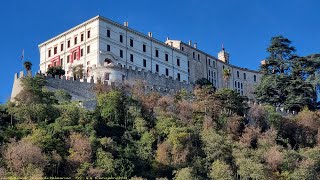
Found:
21,49 -> 24,61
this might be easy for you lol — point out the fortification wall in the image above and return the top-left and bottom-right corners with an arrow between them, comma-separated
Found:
122,65 -> 193,92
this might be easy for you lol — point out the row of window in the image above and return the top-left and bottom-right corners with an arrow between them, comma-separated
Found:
106,44 -> 181,67
223,65 -> 257,82
106,30 -> 180,62
235,81 -> 244,95
48,30 -> 91,58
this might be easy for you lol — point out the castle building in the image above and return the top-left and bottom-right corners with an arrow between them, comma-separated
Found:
38,15 -> 262,100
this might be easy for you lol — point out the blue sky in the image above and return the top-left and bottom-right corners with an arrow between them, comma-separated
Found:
1,0 -> 320,103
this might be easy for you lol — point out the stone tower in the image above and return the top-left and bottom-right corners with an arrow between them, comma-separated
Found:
218,44 -> 230,64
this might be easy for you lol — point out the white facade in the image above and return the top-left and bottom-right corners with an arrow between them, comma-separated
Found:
39,16 -> 188,83
38,15 -> 262,99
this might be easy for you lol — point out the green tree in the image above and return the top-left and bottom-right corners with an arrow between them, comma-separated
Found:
173,167 -> 198,180
222,68 -> 231,88
47,66 -> 66,78
23,61 -> 32,76
209,160 -> 233,180
215,88 -> 248,116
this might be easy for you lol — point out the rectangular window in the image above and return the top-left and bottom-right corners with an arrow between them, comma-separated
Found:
177,58 -> 180,66
60,58 -> 63,66
209,59 -> 211,66
155,49 -> 159,57
120,50 -> 123,58
107,45 -> 110,51
130,54 -> 133,62
87,30 -> 91,38
198,54 -> 200,60
74,36 -> 77,45
193,52 -> 195,58
54,47 -> 57,55
81,34 -> 84,41
60,43 -> 64,51
166,68 -> 169,76
165,53 -> 168,61
81,48 -> 83,57
73,51 -> 77,60
48,49 -> 51,57
177,73 -> 181,81
143,59 -> 146,67
105,73 -> 110,80
120,35 -> 123,43
87,45 -> 90,54
67,55 -> 70,63
181,47 -> 184,51
130,39 -> 133,47
237,71 -> 239,78
156,64 -> 159,72
67,40 -> 70,48
143,44 -> 146,52
244,73 -> 246,80
107,29 -> 110,38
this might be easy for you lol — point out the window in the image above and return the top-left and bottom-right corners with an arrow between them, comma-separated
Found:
105,73 -> 110,80
120,35 -> 123,43
177,73 -> 181,81
165,53 -> 168,61
48,49 -> 51,57
214,72 -> 216,79
87,30 -> 91,38
130,39 -> 133,47
54,47 -> 57,55
166,68 -> 169,76
223,65 -> 225,69
254,75 -> 257,82
237,71 -> 239,78
193,52 -> 195,58
188,61 -> 190,67
213,61 -> 216,68
209,71 -> 211,76
155,49 -> 159,57
238,82 -> 240,88
73,51 -> 77,60
60,58 -> 63,66
208,59 -> 211,66
235,81 -> 237,87
81,49 -> 83,57
60,43 -> 64,51
120,50 -> 123,58
156,64 -> 159,72
241,83 -> 243,89
181,47 -> 184,51
177,58 -> 180,66
198,54 -> 200,60
81,34 -> 84,41
67,40 -> 70,48
143,44 -> 146,52
67,55 -> 70,63
74,36 -> 77,45
244,73 -> 246,80
143,59 -> 146,67
107,29 -> 110,37
130,54 -> 133,62
107,45 -> 110,51
87,45 -> 90,54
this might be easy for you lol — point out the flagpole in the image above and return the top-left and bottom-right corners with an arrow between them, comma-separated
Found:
21,49 -> 24,72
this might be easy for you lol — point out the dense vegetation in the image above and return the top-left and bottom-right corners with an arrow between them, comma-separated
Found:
256,36 -> 320,112
0,36 -> 319,179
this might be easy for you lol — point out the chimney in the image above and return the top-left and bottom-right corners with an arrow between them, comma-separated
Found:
148,32 -> 153,37
166,37 -> 170,41
124,21 -> 129,27
170,42 -> 173,46
188,40 -> 192,46
194,43 -> 197,49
